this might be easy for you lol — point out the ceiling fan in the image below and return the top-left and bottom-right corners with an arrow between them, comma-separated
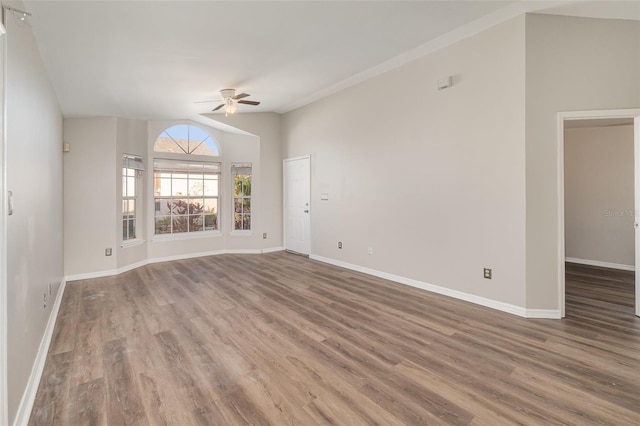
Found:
195,89 -> 261,115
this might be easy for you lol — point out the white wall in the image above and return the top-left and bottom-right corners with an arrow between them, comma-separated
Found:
282,17 -> 527,307
208,113 -> 284,250
564,125 -> 635,268
64,117 -> 117,276
5,3 -> 63,422
525,14 -> 640,309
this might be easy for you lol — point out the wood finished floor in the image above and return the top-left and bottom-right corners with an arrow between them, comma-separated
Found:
30,254 -> 640,425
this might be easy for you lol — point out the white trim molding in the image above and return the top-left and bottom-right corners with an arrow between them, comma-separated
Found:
0,21 -> 7,426
275,1 -> 563,113
13,278 -> 67,426
557,108 -> 640,318
566,257 -> 635,272
65,247 -> 285,282
310,255 -> 560,319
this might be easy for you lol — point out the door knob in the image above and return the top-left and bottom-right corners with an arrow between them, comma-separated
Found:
304,209 -> 309,213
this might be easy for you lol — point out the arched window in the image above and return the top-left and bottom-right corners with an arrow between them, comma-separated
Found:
153,124 -> 221,236
154,124 -> 219,156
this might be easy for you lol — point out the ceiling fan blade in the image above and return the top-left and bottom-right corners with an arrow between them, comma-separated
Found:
211,103 -> 225,112
237,100 -> 260,106
233,93 -> 251,100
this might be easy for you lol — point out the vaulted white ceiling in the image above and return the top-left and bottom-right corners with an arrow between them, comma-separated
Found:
22,1 -> 640,120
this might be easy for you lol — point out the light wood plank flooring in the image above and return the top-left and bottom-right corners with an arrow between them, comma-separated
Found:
30,253 -> 640,425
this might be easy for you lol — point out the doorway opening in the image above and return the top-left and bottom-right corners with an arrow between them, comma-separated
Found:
558,109 -> 640,318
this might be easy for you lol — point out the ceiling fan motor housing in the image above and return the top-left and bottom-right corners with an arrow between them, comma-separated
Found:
220,88 -> 236,99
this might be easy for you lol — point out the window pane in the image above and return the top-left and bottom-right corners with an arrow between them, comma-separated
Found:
123,219 -> 128,239
204,179 -> 218,196
127,177 -> 136,197
126,168 -> 135,177
243,198 -> 251,213
243,214 -> 251,230
234,199 -> 242,213
234,175 -> 242,196
129,219 -> 136,239
234,213 -> 242,230
126,200 -> 135,216
188,178 -> 204,196
155,216 -> 171,234
204,213 -> 217,230
155,199 -> 171,215
244,177 -> 251,196
204,198 -> 217,214
168,199 -> 189,215
172,216 -> 188,233
155,177 -> 172,196
172,178 -> 188,196
188,199 -> 204,215
122,175 -> 127,197
189,215 -> 203,232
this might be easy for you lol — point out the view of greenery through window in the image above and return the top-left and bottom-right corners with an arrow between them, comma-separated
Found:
151,124 -> 253,237
153,159 -> 220,235
233,164 -> 252,231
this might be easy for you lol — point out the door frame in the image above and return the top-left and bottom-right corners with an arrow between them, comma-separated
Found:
0,17 -> 6,426
557,108 -> 640,318
283,155 -> 311,255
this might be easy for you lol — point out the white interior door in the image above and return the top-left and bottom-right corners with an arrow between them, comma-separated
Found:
635,117 -> 640,317
284,156 -> 310,255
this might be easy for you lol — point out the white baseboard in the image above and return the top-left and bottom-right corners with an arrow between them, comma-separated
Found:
524,309 -> 562,319
260,246 -> 284,254
65,269 -> 118,282
146,249 -> 226,265
116,259 -> 149,275
65,247 -> 285,282
13,278 -> 67,426
565,257 -> 634,272
310,255 -> 561,319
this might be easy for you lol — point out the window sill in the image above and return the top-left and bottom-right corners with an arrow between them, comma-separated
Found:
152,231 -> 222,243
121,238 -> 145,248
230,230 -> 253,236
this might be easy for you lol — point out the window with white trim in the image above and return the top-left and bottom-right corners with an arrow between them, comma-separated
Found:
232,163 -> 252,231
154,124 -> 219,156
122,155 -> 144,241
153,159 -> 220,235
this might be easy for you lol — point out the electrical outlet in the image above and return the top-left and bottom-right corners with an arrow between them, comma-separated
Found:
263,232 -> 267,239
484,268 -> 492,279
338,241 -> 342,249
367,247 -> 373,255
105,248 -> 112,256
43,293 -> 47,309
